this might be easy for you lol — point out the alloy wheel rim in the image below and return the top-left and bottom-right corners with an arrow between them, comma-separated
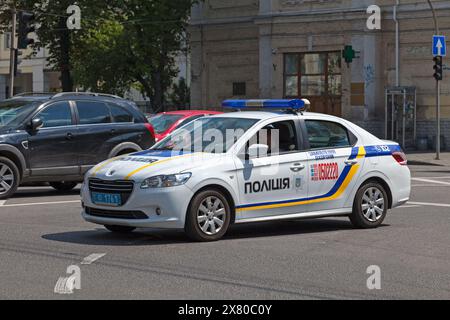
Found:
197,196 -> 226,235
361,187 -> 385,222
0,163 -> 14,195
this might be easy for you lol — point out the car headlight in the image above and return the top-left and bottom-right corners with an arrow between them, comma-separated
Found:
140,173 -> 192,189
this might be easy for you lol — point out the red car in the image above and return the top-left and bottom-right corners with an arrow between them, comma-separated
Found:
148,110 -> 223,142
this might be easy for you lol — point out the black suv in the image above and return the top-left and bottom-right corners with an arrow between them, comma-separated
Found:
0,92 -> 155,199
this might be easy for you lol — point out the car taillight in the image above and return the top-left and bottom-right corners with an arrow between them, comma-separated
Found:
392,151 -> 407,166
145,123 -> 155,139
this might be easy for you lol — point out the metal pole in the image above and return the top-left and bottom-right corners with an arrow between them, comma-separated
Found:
394,0 -> 400,87
385,88 -> 388,139
402,89 -> 406,148
8,9 -> 17,99
391,93 -> 395,140
437,80 -> 441,158
427,0 -> 441,160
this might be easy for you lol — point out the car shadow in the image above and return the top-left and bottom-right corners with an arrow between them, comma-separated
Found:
42,218 -> 387,247
11,187 -> 81,199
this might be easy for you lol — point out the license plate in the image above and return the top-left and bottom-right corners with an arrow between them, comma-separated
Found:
91,192 -> 122,207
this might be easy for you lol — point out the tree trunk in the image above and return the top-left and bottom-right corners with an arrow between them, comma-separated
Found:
152,70 -> 163,113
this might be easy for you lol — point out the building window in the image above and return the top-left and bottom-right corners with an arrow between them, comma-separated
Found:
284,52 -> 342,98
233,82 -> 246,96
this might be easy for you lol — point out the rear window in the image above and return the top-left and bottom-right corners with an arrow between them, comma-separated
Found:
305,120 -> 351,149
149,114 -> 184,134
110,104 -> 133,123
76,101 -> 111,125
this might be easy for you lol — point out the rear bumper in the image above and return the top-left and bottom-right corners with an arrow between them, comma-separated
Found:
390,166 -> 411,208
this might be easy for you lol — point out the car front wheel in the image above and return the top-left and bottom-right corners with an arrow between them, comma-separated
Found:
185,190 -> 231,242
350,181 -> 388,229
0,157 -> 19,200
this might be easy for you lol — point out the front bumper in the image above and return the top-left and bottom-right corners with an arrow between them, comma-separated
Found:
81,182 -> 193,229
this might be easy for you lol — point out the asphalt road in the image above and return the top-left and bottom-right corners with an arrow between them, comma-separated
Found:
0,165 -> 449,300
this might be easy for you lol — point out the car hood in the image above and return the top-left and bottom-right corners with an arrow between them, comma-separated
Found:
88,150 -> 229,182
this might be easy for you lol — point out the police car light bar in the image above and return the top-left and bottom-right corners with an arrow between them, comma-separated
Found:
222,99 -> 311,111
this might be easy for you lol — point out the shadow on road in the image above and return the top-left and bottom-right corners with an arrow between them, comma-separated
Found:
11,188 -> 81,199
42,218 -> 373,247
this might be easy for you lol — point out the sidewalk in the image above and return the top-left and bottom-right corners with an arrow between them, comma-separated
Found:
406,152 -> 450,167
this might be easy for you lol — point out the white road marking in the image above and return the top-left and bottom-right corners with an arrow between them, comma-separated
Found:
412,176 -> 450,180
0,200 -> 80,208
54,276 -> 77,295
81,253 -> 106,265
408,201 -> 450,208
412,185 -> 450,188
0,200 -> 6,206
412,178 -> 450,186
397,205 -> 421,209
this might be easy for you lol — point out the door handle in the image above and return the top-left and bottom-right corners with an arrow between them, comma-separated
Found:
345,159 -> 358,166
66,133 -> 74,140
290,163 -> 305,172
110,129 -> 116,135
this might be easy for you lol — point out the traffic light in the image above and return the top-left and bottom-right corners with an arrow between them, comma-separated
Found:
433,56 -> 443,81
18,11 -> 35,49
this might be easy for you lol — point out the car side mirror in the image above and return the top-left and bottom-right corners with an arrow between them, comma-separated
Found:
31,118 -> 43,131
247,144 -> 269,160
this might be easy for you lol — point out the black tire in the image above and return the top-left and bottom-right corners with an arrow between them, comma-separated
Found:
0,157 -> 20,200
350,181 -> 388,229
185,189 -> 232,242
49,181 -> 78,192
104,225 -> 136,233
116,149 -> 138,156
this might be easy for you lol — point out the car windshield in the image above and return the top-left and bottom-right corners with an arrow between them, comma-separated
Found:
148,114 -> 184,134
152,117 -> 259,154
0,100 -> 36,127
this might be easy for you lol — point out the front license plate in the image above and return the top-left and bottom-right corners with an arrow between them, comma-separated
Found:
91,192 -> 122,207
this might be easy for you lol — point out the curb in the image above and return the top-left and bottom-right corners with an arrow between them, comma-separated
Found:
408,160 -> 445,167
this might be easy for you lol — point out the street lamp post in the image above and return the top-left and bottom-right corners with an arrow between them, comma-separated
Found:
427,0 -> 441,160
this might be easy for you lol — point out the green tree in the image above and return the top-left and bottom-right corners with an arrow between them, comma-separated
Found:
169,77 -> 190,109
1,0 -> 107,91
73,0 -> 197,112
1,0 -> 197,111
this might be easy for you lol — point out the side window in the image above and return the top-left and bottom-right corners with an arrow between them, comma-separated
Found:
175,115 -> 204,129
76,101 -> 111,125
247,120 -> 299,157
305,120 -> 351,149
36,102 -> 73,128
110,104 -> 133,123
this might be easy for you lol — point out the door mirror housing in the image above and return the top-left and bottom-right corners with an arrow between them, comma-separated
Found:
247,144 -> 269,159
30,118 -> 43,131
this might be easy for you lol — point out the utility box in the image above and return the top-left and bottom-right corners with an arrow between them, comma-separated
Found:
385,87 -> 417,150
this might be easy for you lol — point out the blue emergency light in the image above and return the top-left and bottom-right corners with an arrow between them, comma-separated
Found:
222,99 -> 310,112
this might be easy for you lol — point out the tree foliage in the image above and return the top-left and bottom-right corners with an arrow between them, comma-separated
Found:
1,0 -> 198,112
169,77 -> 190,109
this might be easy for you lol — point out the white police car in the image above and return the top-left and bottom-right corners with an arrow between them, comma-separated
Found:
81,99 -> 411,241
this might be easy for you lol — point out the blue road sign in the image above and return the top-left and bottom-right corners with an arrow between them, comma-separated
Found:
433,35 -> 446,57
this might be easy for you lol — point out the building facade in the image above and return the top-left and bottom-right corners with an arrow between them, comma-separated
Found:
189,0 -> 450,150
0,33 -> 61,100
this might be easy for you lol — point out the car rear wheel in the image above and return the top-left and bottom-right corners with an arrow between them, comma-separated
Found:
104,225 -> 136,233
0,157 -> 19,200
49,181 -> 78,192
350,182 -> 388,229
185,190 -> 231,242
